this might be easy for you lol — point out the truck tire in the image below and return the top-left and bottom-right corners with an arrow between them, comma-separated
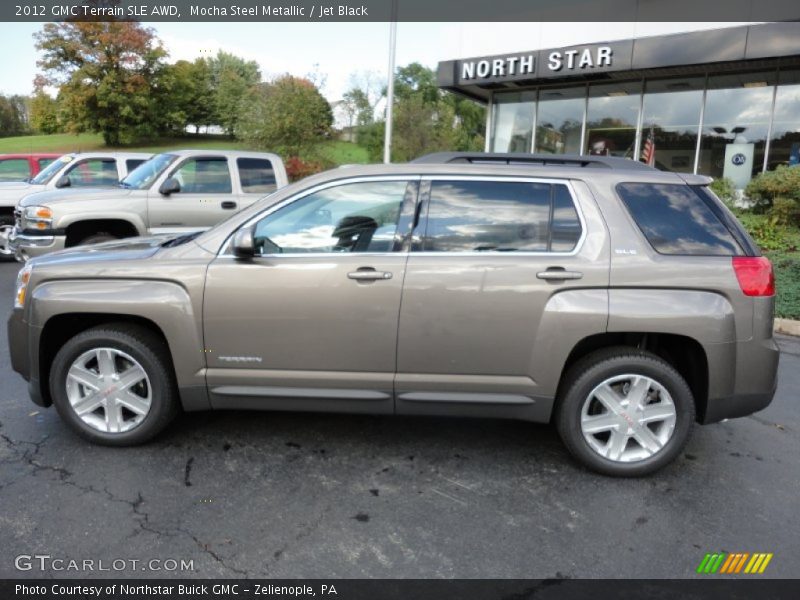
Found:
78,232 -> 118,246
0,213 -> 14,261
49,324 -> 180,446
555,347 -> 695,477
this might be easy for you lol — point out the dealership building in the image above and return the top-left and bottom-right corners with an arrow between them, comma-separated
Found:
437,22 -> 800,188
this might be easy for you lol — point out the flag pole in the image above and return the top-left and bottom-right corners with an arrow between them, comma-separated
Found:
383,0 -> 398,164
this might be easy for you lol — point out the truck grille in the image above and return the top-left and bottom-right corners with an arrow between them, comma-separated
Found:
13,208 -> 22,229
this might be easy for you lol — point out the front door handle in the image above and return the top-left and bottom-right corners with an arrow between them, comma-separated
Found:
347,268 -> 393,281
221,201 -> 237,210
537,268 -> 584,281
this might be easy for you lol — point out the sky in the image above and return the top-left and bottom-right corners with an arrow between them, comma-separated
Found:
0,22 -> 754,102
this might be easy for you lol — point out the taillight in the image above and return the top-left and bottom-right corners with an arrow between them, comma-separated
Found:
732,256 -> 775,297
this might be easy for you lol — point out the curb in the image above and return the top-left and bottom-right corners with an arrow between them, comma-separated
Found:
775,318 -> 800,337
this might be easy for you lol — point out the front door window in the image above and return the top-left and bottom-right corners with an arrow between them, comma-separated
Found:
252,180 -> 411,255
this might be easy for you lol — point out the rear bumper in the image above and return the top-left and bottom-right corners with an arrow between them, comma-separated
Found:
702,388 -> 777,424
702,336 -> 780,424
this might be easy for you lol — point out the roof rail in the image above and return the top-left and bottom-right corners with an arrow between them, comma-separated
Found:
411,152 -> 656,171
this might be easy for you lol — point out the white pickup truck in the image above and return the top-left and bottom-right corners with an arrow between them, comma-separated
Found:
0,152 -> 152,258
9,149 -> 288,260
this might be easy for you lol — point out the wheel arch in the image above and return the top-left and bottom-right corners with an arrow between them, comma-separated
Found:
29,279 -> 209,411
38,314 -> 170,407
557,332 -> 710,423
64,218 -> 141,246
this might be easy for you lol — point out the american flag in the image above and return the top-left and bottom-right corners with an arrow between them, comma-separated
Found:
641,128 -> 656,166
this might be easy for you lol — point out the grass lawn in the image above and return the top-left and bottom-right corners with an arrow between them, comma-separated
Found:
0,133 -> 370,165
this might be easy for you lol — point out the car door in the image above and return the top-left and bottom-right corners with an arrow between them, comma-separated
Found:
147,155 -> 237,233
203,177 -> 419,414
395,176 -> 610,421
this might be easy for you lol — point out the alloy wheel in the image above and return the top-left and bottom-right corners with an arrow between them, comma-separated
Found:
580,373 -> 677,463
65,347 -> 152,433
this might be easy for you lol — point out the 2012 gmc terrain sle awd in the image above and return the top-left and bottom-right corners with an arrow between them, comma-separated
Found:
7,153 -> 780,476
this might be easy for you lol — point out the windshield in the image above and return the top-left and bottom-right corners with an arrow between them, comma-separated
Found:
30,154 -> 73,185
120,153 -> 176,190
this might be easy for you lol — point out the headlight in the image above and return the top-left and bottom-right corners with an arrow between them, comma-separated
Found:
24,206 -> 52,219
14,264 -> 32,309
22,206 -> 53,231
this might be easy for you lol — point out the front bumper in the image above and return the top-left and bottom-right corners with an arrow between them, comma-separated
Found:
7,309 -> 49,408
8,226 -> 66,261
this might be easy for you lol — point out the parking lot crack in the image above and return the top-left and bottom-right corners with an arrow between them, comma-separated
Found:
175,526 -> 249,577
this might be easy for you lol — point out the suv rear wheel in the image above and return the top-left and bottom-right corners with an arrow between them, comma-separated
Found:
555,347 -> 695,477
49,324 -> 179,445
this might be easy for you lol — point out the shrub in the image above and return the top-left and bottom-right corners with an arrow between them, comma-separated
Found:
284,156 -> 326,182
709,177 -> 736,205
769,196 -> 800,227
745,165 -> 800,208
737,213 -> 793,252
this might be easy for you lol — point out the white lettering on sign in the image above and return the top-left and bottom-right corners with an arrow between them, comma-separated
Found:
548,46 -> 613,71
461,54 -> 536,81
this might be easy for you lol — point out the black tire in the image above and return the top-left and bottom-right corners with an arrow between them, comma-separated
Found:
555,346 -> 695,477
49,324 -> 179,446
78,232 -> 118,246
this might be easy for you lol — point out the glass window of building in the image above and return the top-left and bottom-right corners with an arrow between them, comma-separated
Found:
584,81 -> 641,159
534,86 -> 585,154
769,69 -> 800,171
641,77 -> 705,173
698,71 -> 777,187
491,92 -> 535,153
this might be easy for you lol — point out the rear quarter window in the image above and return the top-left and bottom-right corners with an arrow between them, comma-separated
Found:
616,183 -> 743,256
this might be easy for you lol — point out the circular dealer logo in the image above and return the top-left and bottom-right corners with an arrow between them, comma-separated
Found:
732,153 -> 747,166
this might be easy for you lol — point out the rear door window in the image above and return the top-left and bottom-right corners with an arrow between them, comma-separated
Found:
617,183 -> 743,256
421,180 -> 582,253
237,158 -> 276,193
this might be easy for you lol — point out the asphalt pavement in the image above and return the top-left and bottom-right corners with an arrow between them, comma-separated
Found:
0,260 -> 798,579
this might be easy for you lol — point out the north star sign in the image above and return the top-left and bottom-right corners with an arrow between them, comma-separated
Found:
456,42 -> 631,85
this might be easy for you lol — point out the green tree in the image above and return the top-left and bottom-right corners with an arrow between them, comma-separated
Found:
208,51 -> 261,135
341,87 -> 373,128
0,94 -> 29,137
361,62 -> 486,161
29,93 -> 60,134
34,21 -> 169,145
394,62 -> 439,104
236,75 -> 332,157
160,58 -> 216,134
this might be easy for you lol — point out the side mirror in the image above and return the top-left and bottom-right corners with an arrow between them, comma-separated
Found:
232,226 -> 255,258
159,177 -> 181,195
55,175 -> 71,188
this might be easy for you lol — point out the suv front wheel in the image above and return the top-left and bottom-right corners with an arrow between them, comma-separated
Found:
49,324 -> 179,445
555,347 -> 695,477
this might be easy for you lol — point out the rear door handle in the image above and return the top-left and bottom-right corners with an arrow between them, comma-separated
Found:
348,269 -> 393,281
221,201 -> 237,210
537,269 -> 584,281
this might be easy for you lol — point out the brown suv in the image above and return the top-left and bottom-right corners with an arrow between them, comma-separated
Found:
7,153 -> 780,476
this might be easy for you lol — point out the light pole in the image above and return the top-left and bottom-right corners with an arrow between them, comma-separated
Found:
383,1 -> 398,164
